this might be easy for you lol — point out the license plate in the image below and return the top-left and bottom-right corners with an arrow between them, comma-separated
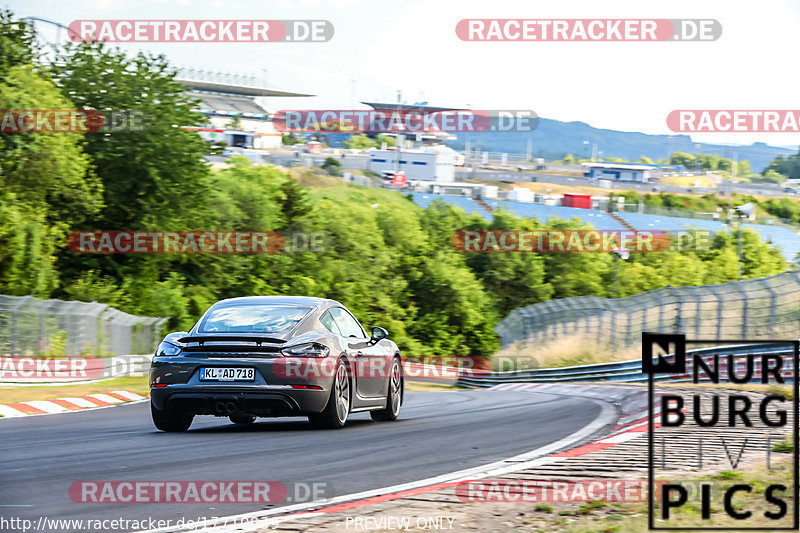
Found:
199,367 -> 255,381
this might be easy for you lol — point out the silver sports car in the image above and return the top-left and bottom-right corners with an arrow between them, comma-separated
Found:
149,296 -> 403,431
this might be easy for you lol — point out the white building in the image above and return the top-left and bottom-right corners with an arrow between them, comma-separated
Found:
423,182 -> 498,198
583,162 -> 653,182
507,187 -> 535,202
368,144 -> 458,181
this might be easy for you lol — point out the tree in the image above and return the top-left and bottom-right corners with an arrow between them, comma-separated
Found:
670,152 -> 696,169
344,134 -> 376,149
277,175 -> 312,228
465,211 -> 553,315
49,42 -> 213,232
0,12 -> 94,296
375,134 -> 396,147
762,153 -> 800,179
0,66 -> 99,227
321,157 -> 341,176
282,132 -> 300,145
695,153 -> 720,170
736,159 -> 751,177
0,9 -> 35,77
751,169 -> 786,184
226,115 -> 242,130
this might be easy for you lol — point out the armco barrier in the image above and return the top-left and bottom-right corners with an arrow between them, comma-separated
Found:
458,343 -> 795,387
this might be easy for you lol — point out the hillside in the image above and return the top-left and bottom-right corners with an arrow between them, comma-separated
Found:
447,118 -> 795,172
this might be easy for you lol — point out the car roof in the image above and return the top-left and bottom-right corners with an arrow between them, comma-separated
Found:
212,296 -> 335,308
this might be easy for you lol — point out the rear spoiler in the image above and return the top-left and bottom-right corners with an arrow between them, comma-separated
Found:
178,336 -> 286,345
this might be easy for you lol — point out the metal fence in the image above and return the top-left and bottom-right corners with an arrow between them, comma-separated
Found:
496,270 -> 800,348
0,295 -> 167,357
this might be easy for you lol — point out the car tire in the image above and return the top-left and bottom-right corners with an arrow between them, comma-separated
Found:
151,402 -> 194,432
230,415 -> 256,425
370,357 -> 402,422
309,359 -> 350,429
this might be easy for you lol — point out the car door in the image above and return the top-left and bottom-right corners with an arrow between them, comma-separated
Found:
328,307 -> 387,399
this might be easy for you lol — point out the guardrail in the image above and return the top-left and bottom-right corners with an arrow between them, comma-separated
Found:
457,343 -> 795,387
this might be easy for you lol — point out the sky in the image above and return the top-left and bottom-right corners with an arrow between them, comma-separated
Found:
7,0 -> 800,148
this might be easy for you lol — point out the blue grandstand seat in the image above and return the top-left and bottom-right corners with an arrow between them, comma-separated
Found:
409,193 -> 491,221
410,193 -> 800,264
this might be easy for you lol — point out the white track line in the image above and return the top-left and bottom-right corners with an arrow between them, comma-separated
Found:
598,431 -> 644,444
137,399 -> 617,533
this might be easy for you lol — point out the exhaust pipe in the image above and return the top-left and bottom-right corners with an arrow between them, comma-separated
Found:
225,402 -> 237,414
214,401 -> 227,414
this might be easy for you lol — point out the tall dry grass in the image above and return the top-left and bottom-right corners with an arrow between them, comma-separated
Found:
491,334 -> 641,371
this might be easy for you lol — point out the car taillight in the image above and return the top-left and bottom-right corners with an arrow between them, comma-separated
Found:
155,340 -> 182,356
280,342 -> 330,358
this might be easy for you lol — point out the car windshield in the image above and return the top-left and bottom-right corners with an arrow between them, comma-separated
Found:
197,305 -> 312,334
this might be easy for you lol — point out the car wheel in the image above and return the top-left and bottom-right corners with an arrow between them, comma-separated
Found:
371,357 -> 402,422
230,415 -> 256,425
151,402 -> 194,432
309,359 -> 350,429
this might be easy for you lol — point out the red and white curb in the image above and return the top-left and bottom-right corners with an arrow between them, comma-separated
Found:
0,390 -> 147,418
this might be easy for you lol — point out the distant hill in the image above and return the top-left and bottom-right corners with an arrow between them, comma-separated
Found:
447,118 -> 797,172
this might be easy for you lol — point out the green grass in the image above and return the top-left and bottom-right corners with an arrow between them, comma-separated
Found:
712,470 -> 743,480
772,439 -> 794,453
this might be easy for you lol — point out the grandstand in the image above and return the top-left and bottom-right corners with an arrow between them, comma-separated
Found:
482,200 -> 625,230
409,193 -> 492,221
616,212 -> 728,233
175,68 -> 313,149
409,193 -> 800,263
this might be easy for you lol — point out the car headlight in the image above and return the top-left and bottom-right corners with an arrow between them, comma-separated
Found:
155,340 -> 182,357
281,342 -> 330,358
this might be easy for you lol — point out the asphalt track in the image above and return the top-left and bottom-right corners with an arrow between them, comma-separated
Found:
0,390 -> 615,531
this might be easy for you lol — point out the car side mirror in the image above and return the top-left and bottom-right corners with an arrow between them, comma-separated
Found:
370,326 -> 388,344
